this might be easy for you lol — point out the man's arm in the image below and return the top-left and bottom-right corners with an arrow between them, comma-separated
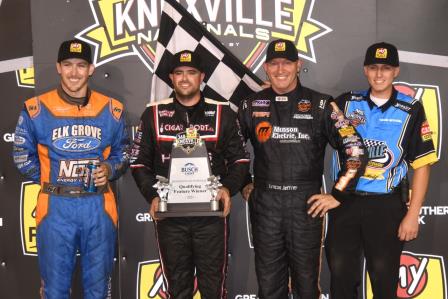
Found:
130,107 -> 160,205
398,165 -> 430,241
100,100 -> 130,182
12,105 -> 40,182
237,99 -> 254,200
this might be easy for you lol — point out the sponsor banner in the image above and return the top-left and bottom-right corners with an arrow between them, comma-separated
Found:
419,206 -> 448,225
76,0 -> 331,72
364,251 -> 447,299
20,181 -> 40,256
137,260 -> 200,299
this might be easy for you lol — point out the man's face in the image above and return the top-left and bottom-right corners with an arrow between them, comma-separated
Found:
56,58 -> 94,98
169,66 -> 204,100
364,64 -> 400,98
263,58 -> 301,94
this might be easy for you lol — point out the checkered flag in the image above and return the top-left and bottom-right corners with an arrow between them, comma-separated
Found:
363,139 -> 385,147
150,0 -> 263,110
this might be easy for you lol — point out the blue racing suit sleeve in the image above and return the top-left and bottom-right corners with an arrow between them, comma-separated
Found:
12,106 -> 40,183
103,109 -> 130,181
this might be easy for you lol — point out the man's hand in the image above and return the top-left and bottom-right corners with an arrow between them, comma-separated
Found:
307,194 -> 341,218
398,212 -> 419,241
242,183 -> 254,201
150,197 -> 161,221
216,187 -> 231,217
93,163 -> 109,186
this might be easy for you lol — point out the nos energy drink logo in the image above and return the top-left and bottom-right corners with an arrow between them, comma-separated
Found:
76,0 -> 331,71
364,251 -> 447,298
393,82 -> 442,159
137,260 -> 200,299
20,181 -> 40,256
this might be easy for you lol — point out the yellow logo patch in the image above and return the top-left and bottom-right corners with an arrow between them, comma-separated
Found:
180,52 -> 192,62
274,42 -> 286,52
375,48 -> 388,58
70,42 -> 82,53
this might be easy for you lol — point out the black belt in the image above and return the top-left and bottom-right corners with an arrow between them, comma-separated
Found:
42,183 -> 106,197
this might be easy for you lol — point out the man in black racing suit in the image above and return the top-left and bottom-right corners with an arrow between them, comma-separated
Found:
130,50 -> 249,298
238,39 -> 366,299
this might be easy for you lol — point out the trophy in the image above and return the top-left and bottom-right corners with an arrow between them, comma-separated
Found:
154,128 -> 223,217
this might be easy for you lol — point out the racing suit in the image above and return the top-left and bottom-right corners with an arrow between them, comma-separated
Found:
326,89 -> 438,298
238,83 -> 365,299
130,95 -> 249,298
12,88 -> 129,299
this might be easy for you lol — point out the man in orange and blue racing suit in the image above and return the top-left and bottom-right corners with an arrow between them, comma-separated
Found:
12,39 -> 129,299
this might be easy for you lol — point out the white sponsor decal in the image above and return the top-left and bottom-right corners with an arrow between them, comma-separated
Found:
136,213 -> 153,222
419,206 -> 448,224
3,133 -> 15,142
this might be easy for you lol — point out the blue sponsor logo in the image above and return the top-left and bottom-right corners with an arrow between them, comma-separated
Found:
53,137 -> 101,152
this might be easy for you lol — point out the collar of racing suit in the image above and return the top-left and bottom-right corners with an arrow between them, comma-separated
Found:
57,85 -> 92,106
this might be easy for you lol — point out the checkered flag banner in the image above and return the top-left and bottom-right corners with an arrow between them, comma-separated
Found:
150,0 -> 263,110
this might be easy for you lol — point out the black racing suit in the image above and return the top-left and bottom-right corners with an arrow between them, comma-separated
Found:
238,83 -> 366,299
131,95 -> 249,298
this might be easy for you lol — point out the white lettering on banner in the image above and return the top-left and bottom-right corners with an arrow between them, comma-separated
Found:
419,206 -> 448,225
0,217 -> 3,227
136,213 -> 153,222
399,257 -> 429,294
3,133 -> 14,142
235,295 -> 257,299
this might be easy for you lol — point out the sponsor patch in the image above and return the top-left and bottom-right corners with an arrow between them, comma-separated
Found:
180,52 -> 192,62
347,109 -> 366,127
255,121 -> 273,143
338,126 -> 356,137
274,41 -> 286,51
158,110 -> 175,117
253,111 -> 270,118
70,42 -> 82,53
275,96 -> 288,102
252,99 -> 270,107
293,114 -> 313,120
421,121 -> 432,142
204,110 -> 216,117
346,158 -> 361,169
375,48 -> 387,59
297,99 -> 311,112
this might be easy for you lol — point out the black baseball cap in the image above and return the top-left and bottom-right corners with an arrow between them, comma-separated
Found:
364,42 -> 399,67
265,39 -> 298,62
57,39 -> 92,64
170,50 -> 203,73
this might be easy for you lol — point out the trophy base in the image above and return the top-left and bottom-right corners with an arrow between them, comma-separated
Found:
155,202 -> 223,218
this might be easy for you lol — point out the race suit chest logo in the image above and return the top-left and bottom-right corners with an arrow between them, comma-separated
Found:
362,138 -> 393,180
58,158 -> 100,183
364,251 -> 447,299
346,109 -> 366,127
76,0 -> 332,71
255,121 -> 273,143
20,181 -> 40,256
52,125 -> 102,152
137,260 -> 200,299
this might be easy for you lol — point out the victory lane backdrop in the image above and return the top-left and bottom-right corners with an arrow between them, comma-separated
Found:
1,0 -> 447,298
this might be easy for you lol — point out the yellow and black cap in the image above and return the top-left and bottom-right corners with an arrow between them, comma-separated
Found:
265,39 -> 298,62
57,39 -> 92,64
364,42 -> 399,67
